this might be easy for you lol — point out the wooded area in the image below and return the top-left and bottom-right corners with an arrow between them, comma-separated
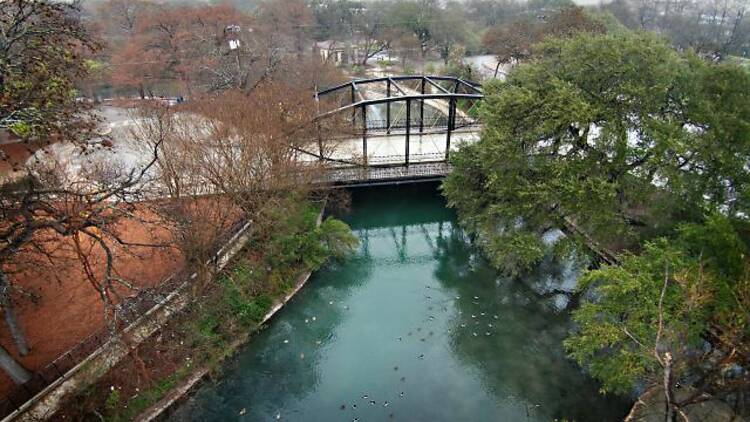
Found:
444,28 -> 750,421
1,0 -> 749,419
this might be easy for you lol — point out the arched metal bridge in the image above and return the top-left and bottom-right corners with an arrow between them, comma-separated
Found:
301,75 -> 484,187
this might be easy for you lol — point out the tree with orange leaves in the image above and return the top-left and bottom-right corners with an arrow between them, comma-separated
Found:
109,3 -> 260,96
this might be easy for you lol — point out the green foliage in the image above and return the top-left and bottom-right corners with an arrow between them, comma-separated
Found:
96,201 -> 357,420
105,389 -> 121,413
8,122 -> 33,138
565,240 -> 703,393
445,31 -> 750,275
402,64 -> 416,75
486,231 -> 547,277
196,314 -> 220,340
198,202 -> 355,341
442,61 -> 480,84
566,214 -> 750,398
114,374 -> 178,422
84,59 -> 105,72
446,29 -> 750,407
350,64 -> 366,75
259,205 -> 357,287
193,203 -> 356,336
677,213 -> 748,280
1,1 -> 98,140
318,218 -> 359,260
220,268 -> 273,326
376,59 -> 396,67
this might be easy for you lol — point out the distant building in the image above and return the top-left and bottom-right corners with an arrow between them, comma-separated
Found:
314,39 -> 381,66
314,40 -> 349,65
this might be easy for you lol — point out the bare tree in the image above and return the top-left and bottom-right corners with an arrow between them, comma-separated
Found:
483,7 -> 604,76
0,133 -> 164,383
133,105 -> 235,292
257,0 -> 314,60
0,0 -> 101,383
0,0 -> 99,159
137,82 -> 337,238
603,0 -> 748,59
430,5 -> 469,65
483,20 -> 539,71
353,8 -> 390,66
95,0 -> 151,39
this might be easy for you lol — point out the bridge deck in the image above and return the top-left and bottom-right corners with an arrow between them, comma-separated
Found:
325,161 -> 451,188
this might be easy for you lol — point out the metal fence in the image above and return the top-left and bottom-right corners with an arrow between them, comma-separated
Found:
353,117 -> 480,133
0,218 -> 250,419
323,118 -> 481,143
326,161 -> 452,187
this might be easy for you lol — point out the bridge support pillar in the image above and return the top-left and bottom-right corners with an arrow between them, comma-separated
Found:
446,98 -> 455,161
362,106 -> 368,166
405,98 -> 411,166
351,85 -> 356,129
419,78 -> 425,134
386,79 -> 391,134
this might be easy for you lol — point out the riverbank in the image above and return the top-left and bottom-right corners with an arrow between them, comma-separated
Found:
54,201 -> 357,421
135,269 -> 318,422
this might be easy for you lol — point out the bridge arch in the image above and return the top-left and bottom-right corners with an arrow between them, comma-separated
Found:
312,76 -> 483,167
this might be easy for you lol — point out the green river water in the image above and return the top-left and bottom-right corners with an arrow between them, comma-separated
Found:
169,183 -> 632,421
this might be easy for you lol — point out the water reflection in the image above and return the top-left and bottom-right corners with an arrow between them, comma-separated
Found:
169,183 -> 631,421
433,225 -> 627,421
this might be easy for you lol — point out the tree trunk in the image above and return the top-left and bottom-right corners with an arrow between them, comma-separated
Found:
663,352 -> 676,422
0,271 -> 29,356
0,344 -> 31,385
494,61 -> 501,78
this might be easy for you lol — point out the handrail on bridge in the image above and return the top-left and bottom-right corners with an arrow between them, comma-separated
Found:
314,93 -> 484,120
316,75 -> 482,97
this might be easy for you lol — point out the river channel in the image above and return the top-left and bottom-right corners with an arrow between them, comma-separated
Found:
169,183 -> 632,421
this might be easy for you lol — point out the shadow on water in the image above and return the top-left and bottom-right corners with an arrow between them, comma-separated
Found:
168,182 -> 632,421
432,221 -> 632,421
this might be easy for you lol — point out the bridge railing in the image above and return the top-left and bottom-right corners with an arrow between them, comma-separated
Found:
352,117 -> 480,132
322,117 -> 480,140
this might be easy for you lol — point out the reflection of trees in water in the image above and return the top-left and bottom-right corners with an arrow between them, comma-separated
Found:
172,252 -> 374,421
432,224 -> 632,421
338,182 -> 454,231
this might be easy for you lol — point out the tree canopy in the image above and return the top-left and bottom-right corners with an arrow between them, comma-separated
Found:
566,214 -> 749,416
482,6 -> 605,66
445,31 -> 750,274
0,0 -> 98,143
444,30 -> 750,417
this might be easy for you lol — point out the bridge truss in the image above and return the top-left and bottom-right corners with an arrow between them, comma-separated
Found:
311,75 -> 483,171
